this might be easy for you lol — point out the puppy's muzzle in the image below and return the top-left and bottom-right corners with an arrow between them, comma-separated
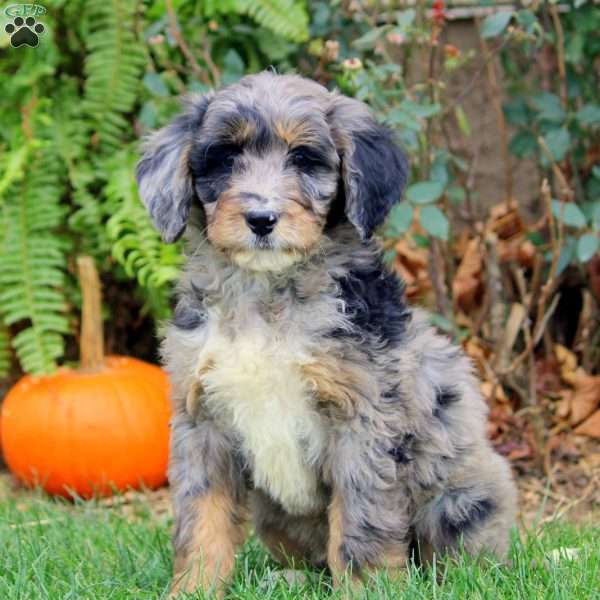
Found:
244,211 -> 278,237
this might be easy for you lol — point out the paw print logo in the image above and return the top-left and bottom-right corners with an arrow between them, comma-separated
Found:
5,16 -> 45,48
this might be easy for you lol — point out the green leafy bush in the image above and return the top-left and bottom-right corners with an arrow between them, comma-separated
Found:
494,3 -> 600,270
0,0 -> 309,375
0,0 -> 597,380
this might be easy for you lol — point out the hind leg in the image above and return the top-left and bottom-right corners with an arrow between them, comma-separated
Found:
414,447 -> 517,561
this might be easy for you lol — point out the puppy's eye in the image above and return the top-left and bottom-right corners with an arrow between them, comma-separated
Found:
288,146 -> 329,173
197,144 -> 242,175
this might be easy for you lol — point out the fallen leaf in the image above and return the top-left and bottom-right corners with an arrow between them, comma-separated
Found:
488,200 -> 523,240
452,238 -> 483,311
395,261 -> 416,286
464,337 -> 489,361
517,240 -> 536,267
395,239 -> 428,271
556,391 -> 571,420
496,237 -> 522,263
481,381 -> 510,404
574,410 -> 600,439
506,442 -> 533,461
452,228 -> 472,257
569,373 -> 600,426
393,239 -> 431,299
494,440 -> 533,460
554,344 -> 580,385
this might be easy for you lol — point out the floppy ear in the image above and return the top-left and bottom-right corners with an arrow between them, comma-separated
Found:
136,95 -> 211,243
327,94 -> 408,239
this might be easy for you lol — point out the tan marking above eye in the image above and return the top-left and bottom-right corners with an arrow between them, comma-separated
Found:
215,115 -> 254,144
275,120 -> 321,147
232,120 -> 255,142
275,120 -> 299,145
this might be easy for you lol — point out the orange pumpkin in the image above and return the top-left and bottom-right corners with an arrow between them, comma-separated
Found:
0,257 -> 171,498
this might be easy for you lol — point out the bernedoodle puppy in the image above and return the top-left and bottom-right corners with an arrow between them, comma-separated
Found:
136,71 -> 517,596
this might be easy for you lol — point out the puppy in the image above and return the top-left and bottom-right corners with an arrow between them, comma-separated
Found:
136,72 -> 517,596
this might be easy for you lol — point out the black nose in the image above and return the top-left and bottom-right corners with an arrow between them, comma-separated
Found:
244,211 -> 278,237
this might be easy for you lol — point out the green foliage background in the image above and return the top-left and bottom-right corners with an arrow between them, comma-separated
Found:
0,0 -> 314,376
0,0 -> 598,377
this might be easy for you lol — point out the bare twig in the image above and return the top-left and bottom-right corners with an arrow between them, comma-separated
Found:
538,178 -> 564,314
498,179 -> 564,377
528,253 -> 544,314
541,5 -> 583,201
498,300 -> 526,369
574,290 -> 597,372
165,0 -> 209,84
548,5 -> 567,109
485,232 -> 505,356
447,34 -> 512,115
510,266 -> 538,407
537,136 -> 574,202
200,35 -> 221,86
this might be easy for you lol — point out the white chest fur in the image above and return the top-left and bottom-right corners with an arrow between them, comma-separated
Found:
197,316 -> 328,515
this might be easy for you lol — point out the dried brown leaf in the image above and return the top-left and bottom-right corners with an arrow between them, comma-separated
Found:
556,391 -> 571,420
452,238 -> 483,311
393,239 -> 431,299
481,381 -> 509,404
569,373 -> 600,426
554,344 -> 580,385
488,200 -> 523,240
574,410 -> 600,439
517,240 -> 536,268
395,239 -> 428,271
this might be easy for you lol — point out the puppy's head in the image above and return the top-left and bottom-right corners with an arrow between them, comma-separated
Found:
137,72 -> 407,271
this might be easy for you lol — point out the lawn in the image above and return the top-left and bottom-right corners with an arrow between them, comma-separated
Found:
0,492 -> 598,600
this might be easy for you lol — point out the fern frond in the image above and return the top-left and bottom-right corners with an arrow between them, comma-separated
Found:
0,318 -> 10,378
83,0 -> 145,152
51,95 -> 112,261
0,145 -> 29,198
0,134 -> 70,375
236,0 -> 309,42
104,149 -> 182,320
67,164 -> 111,260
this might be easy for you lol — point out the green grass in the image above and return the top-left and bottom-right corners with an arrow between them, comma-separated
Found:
0,493 -> 598,599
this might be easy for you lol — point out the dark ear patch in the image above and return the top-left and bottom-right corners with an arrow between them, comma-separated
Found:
346,125 -> 408,238
327,94 -> 408,239
136,95 -> 211,243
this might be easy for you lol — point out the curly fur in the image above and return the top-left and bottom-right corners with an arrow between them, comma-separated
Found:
136,71 -> 517,597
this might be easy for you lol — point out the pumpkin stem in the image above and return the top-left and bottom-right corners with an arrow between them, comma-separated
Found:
77,256 -> 104,371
